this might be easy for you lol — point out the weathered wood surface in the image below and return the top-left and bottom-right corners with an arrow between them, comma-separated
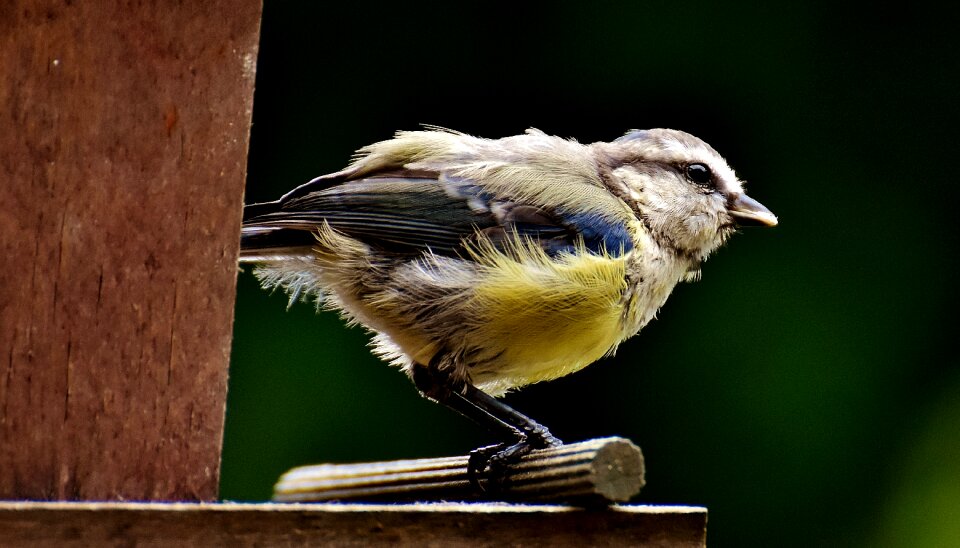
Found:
0,502 -> 708,547
275,437 -> 646,505
0,1 -> 262,500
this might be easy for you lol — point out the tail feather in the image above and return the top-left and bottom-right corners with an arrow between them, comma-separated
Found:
242,199 -> 283,222
241,198 -> 318,262
239,226 -> 317,262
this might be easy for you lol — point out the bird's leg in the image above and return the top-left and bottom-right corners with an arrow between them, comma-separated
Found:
412,361 -> 562,493
460,382 -> 564,492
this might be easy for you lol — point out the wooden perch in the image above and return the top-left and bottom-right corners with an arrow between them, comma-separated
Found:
274,437 -> 644,504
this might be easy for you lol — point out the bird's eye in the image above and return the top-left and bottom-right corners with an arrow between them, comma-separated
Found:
685,163 -> 713,186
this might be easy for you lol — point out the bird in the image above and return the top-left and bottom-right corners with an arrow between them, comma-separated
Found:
239,127 -> 777,487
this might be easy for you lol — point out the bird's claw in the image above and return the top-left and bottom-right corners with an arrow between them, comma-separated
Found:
467,432 -> 563,494
467,443 -> 506,493
468,441 -> 530,493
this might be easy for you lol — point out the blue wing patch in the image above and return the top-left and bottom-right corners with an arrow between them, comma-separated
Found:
558,210 -> 634,257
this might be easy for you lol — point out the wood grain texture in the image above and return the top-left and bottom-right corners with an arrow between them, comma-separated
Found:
0,502 -> 708,547
0,0 -> 262,500
274,437 -> 646,505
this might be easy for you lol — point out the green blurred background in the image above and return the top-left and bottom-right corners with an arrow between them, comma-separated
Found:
222,2 -> 959,546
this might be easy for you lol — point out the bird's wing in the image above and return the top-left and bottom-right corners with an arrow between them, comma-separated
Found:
242,170 -> 635,259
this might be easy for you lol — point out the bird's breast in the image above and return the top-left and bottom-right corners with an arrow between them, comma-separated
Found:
460,249 -> 637,395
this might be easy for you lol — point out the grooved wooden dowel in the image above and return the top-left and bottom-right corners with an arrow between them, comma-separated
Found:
274,437 -> 645,504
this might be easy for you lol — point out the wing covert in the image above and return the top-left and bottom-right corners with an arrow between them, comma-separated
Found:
242,170 -> 633,259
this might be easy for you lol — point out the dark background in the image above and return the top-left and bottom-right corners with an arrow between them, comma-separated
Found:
222,3 -> 959,546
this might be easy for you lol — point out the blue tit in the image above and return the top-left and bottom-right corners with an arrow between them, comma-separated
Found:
240,127 -> 777,480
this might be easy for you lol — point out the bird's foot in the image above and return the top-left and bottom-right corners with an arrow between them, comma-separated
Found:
467,430 -> 563,494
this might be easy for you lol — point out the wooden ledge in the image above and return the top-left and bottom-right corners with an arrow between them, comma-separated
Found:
0,501 -> 707,547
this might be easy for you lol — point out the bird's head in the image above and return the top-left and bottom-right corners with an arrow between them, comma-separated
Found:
594,128 -> 777,264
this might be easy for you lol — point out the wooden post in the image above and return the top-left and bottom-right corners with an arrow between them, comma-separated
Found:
0,0 -> 262,501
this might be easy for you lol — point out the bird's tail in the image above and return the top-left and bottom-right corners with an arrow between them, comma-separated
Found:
239,200 -> 317,263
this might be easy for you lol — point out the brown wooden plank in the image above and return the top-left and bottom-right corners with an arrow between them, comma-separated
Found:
0,502 -> 707,547
0,0 -> 262,500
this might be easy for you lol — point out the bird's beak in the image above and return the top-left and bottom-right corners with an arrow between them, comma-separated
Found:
728,194 -> 778,227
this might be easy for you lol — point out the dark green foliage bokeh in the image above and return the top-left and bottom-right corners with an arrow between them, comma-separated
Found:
222,3 -> 960,546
